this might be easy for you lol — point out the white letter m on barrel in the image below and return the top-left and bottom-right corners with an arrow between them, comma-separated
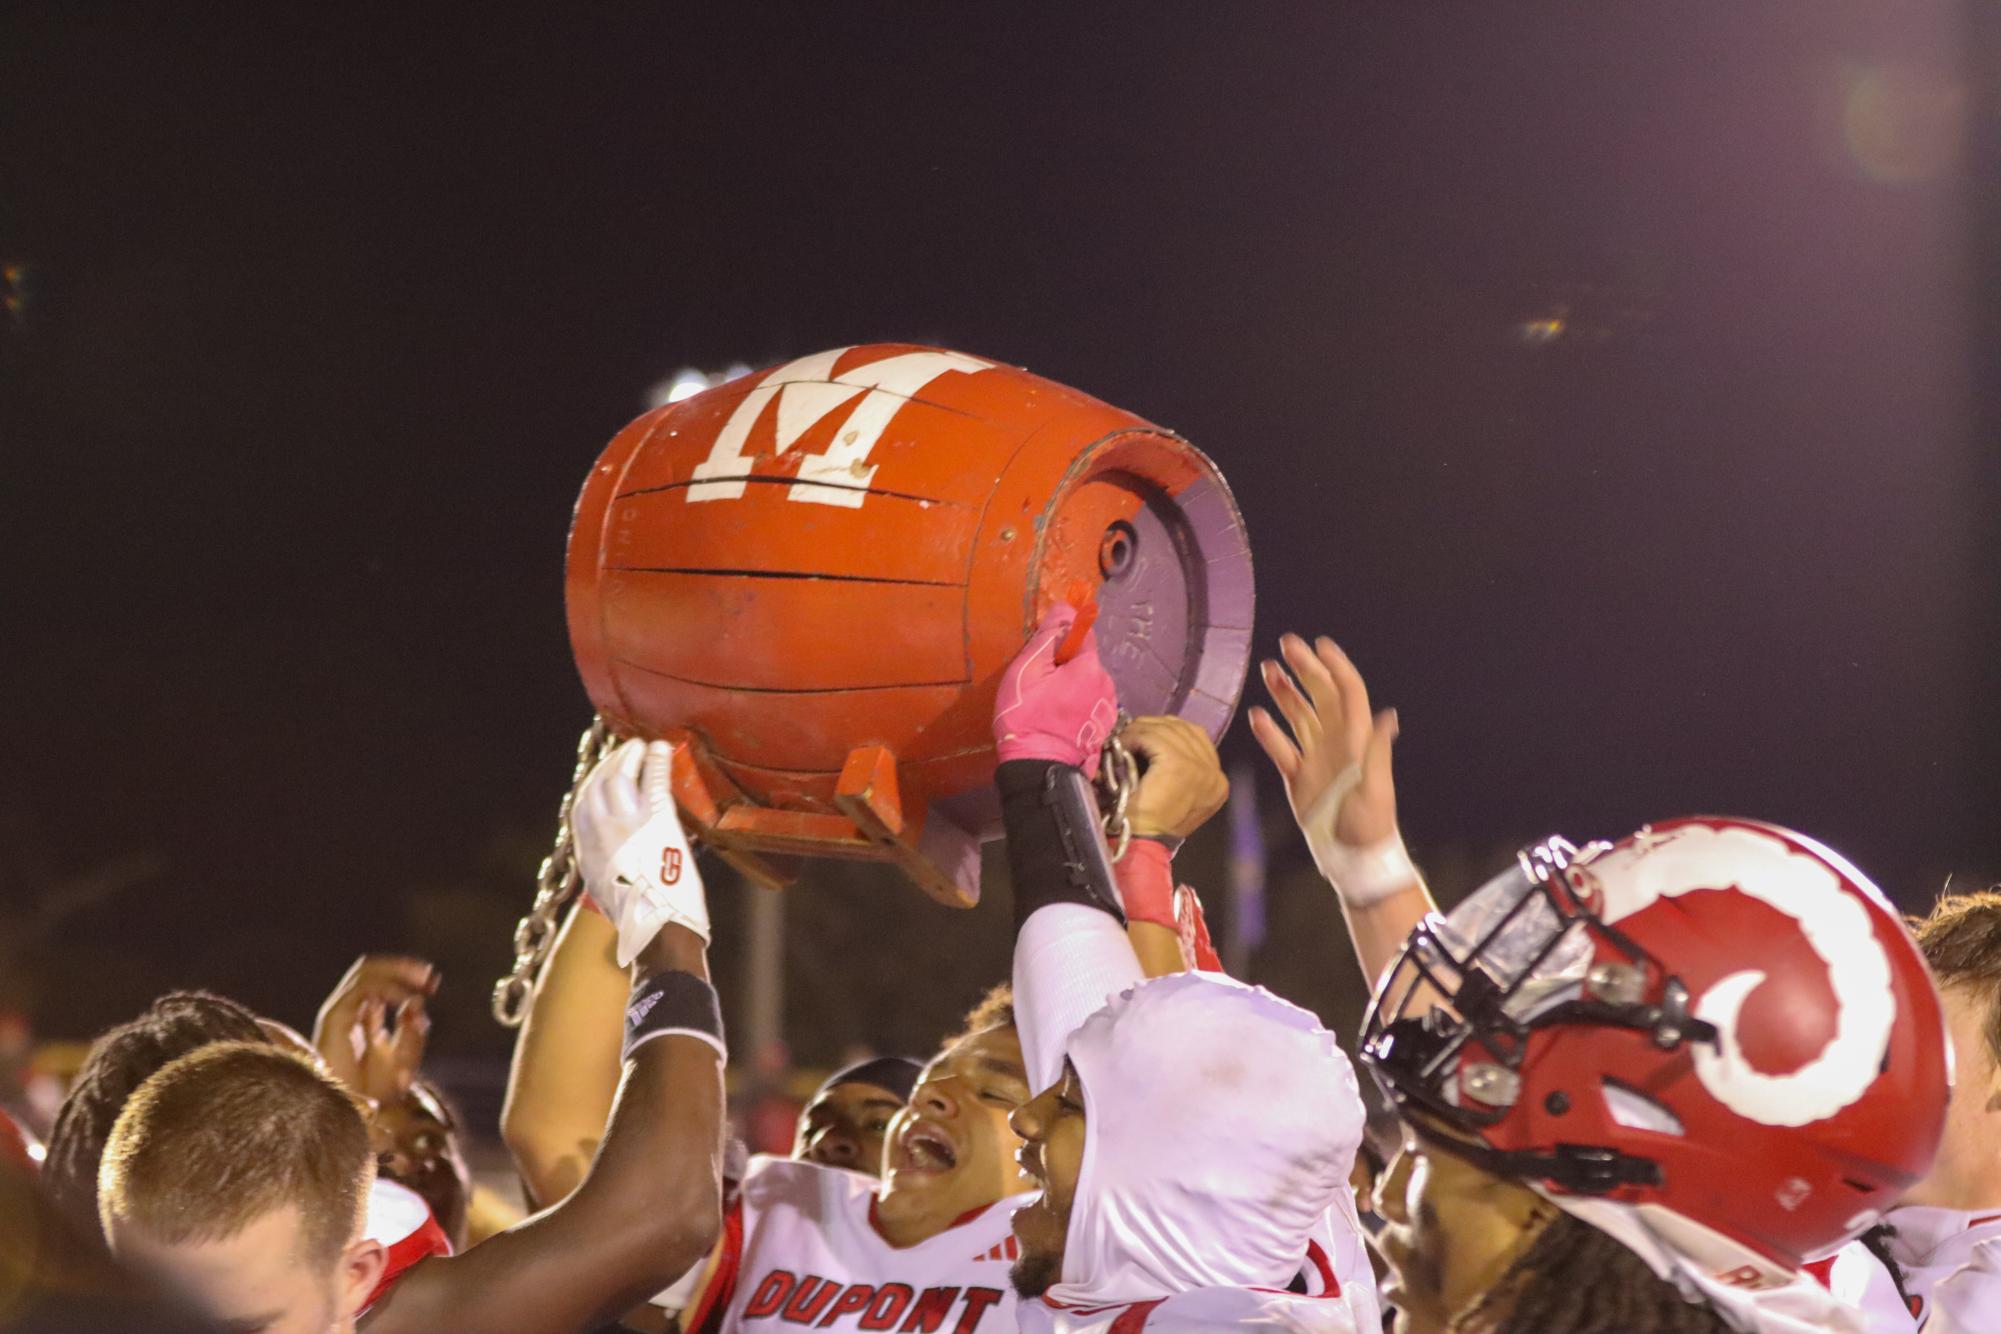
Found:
685,347 -> 992,509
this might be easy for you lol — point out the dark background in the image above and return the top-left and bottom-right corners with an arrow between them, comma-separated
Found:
3,4 -> 1994,1067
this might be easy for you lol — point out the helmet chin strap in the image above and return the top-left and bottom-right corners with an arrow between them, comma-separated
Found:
1401,1108 -> 1664,1195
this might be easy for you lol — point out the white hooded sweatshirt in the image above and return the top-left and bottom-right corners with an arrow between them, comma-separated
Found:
1016,971 -> 1376,1334
1795,1206 -> 2001,1332
1881,1205 -> 2001,1333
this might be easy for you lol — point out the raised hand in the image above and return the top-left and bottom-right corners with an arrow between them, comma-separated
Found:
1248,634 -> 1414,908
313,954 -> 439,1103
1248,634 -> 1399,846
1121,715 -> 1229,842
349,994 -> 431,1108
992,602 -> 1118,777
571,739 -> 708,967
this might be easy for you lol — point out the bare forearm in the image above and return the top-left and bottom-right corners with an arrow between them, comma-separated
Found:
501,902 -> 625,1208
1127,921 -> 1185,977
1339,880 -> 1435,992
372,928 -> 724,1332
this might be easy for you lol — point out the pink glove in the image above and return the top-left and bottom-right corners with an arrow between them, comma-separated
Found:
993,602 -> 1118,778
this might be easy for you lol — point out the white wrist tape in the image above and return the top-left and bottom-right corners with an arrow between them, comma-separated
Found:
604,808 -> 710,966
1302,765 -> 1419,908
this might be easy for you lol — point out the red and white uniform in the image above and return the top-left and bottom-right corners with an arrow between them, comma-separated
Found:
681,1156 -> 1026,1334
1882,1205 -> 2001,1333
1012,966 -> 1375,1334
361,1177 -> 453,1312
1036,1237 -> 1357,1333
1804,1240 -> 1917,1333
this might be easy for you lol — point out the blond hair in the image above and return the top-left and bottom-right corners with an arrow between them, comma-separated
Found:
1909,888 -> 2001,1066
99,1041 -> 373,1264
952,982 -> 1015,1044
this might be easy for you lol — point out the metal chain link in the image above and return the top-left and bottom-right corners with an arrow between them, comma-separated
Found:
491,716 -> 620,1027
497,710 -> 1136,1025
1096,711 -> 1138,864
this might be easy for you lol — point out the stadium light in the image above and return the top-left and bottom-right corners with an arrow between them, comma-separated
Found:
648,362 -> 755,410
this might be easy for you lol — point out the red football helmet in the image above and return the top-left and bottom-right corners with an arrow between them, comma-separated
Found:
1361,816 -> 1951,1272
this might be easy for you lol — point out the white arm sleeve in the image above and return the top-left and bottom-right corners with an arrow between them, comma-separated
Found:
1012,903 -> 1146,1094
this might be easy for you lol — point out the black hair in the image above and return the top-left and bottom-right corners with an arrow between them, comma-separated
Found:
1855,1222 -> 1912,1315
41,989 -> 267,1239
818,1056 -> 923,1105
1456,1209 -> 1733,1334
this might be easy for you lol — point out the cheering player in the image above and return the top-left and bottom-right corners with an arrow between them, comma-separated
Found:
992,605 -> 1380,1332
1253,631 -> 1954,1333
520,740 -> 1039,1334
92,751 -> 729,1334
503,898 -> 917,1202
41,982 -> 457,1295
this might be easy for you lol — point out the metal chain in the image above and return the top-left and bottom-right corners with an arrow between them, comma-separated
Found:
491,716 -> 620,1027
496,709 -> 1134,1025
1095,711 -> 1138,864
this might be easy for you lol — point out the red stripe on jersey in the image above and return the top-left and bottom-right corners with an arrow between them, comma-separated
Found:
1040,1297 -> 1121,1315
365,1215 -> 451,1310
686,1196 -> 747,1334
870,1194 -> 1005,1248
1304,1239 -> 1340,1297
1803,1256 -> 1838,1289
359,1181 -> 452,1314
1970,1212 -> 2001,1229
1106,1298 -> 1167,1334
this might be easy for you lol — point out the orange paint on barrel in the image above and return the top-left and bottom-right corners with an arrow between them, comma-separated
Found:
566,344 -> 1252,903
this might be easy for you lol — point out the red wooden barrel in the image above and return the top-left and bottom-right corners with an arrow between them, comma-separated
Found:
567,344 -> 1252,904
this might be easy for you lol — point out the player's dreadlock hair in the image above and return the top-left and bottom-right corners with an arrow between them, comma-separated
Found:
951,982 -> 1015,1043
1455,1210 -> 1733,1334
42,990 -> 267,1240
1854,1221 -> 1912,1317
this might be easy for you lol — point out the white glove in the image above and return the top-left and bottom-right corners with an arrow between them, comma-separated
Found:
1300,763 -> 1420,908
572,739 -> 709,966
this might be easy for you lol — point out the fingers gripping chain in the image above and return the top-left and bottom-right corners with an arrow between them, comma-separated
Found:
498,712 -> 1134,1027
1095,712 -> 1137,864
492,717 -> 621,1027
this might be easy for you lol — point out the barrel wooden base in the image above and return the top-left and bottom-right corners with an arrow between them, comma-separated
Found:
663,729 -> 981,907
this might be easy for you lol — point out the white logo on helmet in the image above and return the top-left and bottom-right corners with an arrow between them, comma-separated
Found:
1594,824 -> 1895,1128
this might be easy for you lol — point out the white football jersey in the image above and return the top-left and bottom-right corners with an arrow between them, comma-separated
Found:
1882,1205 -> 2001,1333
1018,974 -> 1375,1334
360,1177 -> 452,1313
682,1155 -> 1029,1334
1022,1237 -> 1361,1334
1805,1240 -> 1917,1333
1028,1285 -> 1357,1334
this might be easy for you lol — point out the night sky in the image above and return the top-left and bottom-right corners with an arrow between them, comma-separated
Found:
4,5 -> 1995,1055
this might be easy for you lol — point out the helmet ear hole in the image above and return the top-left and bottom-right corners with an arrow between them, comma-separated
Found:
1601,1078 -> 1685,1137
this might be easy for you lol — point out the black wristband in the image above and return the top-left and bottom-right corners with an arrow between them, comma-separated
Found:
622,970 -> 726,1063
997,759 -> 1125,930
